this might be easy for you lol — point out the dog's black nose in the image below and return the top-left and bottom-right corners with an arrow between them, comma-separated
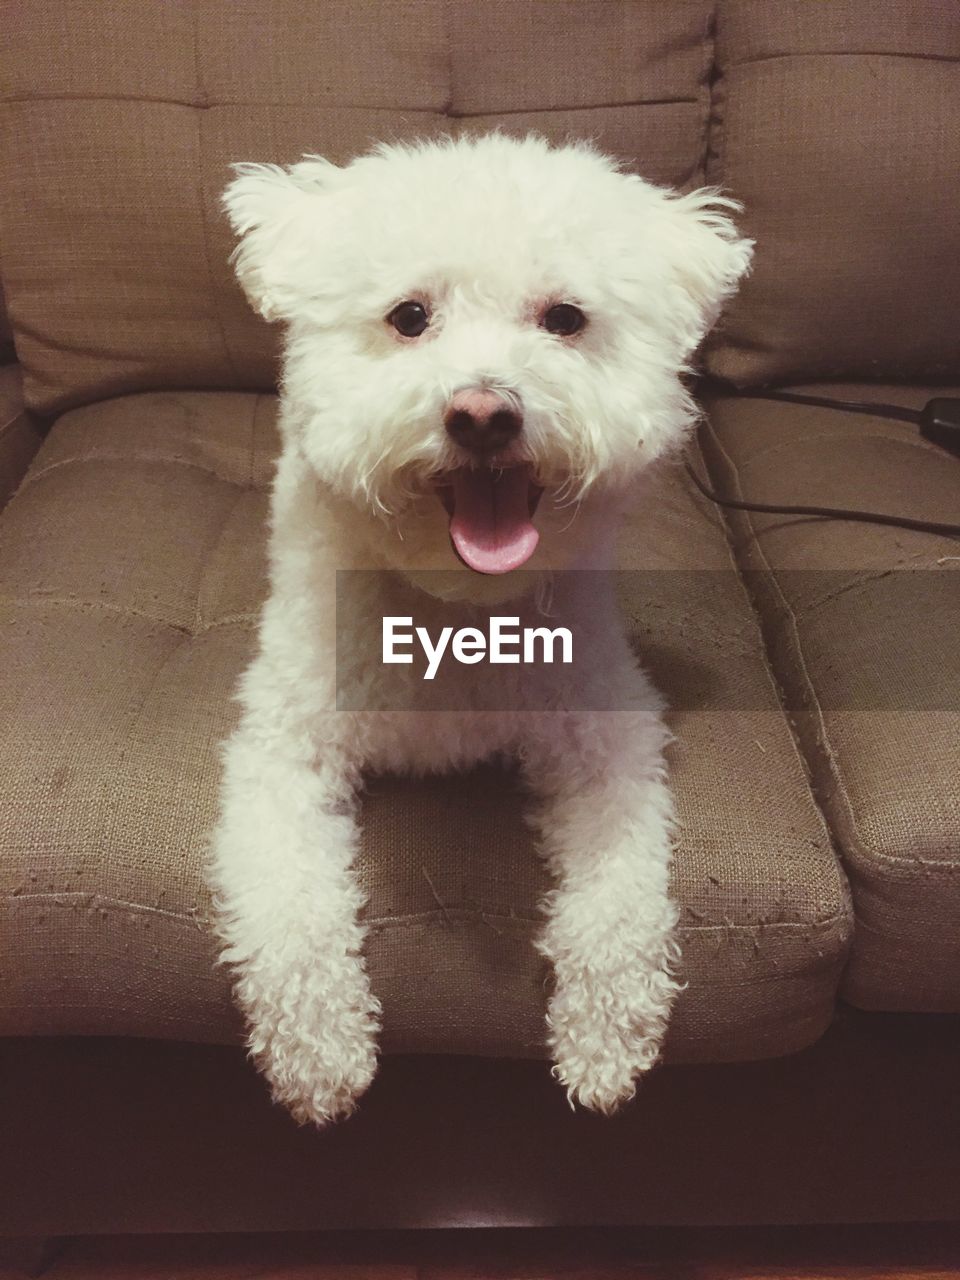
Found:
445,388 -> 523,456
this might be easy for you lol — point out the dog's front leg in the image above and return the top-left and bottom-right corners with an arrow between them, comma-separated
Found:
521,711 -> 681,1114
208,718 -> 378,1127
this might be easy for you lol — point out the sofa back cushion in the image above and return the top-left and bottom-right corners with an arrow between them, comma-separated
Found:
705,0 -> 960,386
0,0 -> 713,416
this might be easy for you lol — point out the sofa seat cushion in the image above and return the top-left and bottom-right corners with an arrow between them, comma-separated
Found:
0,391 -> 850,1061
701,383 -> 960,1012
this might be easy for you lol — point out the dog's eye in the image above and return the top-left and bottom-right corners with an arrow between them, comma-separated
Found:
388,300 -> 430,338
541,303 -> 587,337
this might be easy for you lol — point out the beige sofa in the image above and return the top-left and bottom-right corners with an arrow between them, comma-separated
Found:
1,0 -> 958,1233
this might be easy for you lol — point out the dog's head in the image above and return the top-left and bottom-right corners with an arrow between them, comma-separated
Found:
224,134 -> 752,598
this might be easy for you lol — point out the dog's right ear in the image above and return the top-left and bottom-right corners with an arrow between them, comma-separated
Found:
222,157 -> 339,322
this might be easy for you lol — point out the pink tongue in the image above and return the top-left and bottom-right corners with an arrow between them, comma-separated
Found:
448,466 -> 539,574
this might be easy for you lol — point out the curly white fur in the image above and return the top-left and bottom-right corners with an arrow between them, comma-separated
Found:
207,133 -> 752,1125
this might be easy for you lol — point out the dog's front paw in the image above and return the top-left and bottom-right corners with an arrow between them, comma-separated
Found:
237,955 -> 381,1127
546,959 -> 679,1115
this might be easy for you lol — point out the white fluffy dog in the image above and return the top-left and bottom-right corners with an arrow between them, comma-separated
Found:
208,133 -> 752,1126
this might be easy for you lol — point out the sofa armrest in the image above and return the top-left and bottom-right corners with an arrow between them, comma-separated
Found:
0,363 -> 43,509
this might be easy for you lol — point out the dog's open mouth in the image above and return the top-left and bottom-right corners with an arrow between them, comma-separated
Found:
436,464 -> 543,574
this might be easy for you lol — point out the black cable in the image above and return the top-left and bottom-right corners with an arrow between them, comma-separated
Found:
684,457 -> 960,538
733,387 -> 920,424
690,391 -> 960,538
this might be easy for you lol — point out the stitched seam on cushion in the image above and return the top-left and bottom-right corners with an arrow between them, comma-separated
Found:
249,394 -> 259,484
786,564 -> 960,627
367,908 -> 537,928
2,92 -> 206,107
192,12 -> 245,388
363,909 -> 852,934
0,94 -> 426,108
697,416 -> 855,908
1,891 -> 852,934
192,483 -> 248,632
445,96 -> 698,119
701,414 -> 841,757
15,452 -> 261,494
850,858 -> 960,878
3,891 -> 202,924
197,611 -> 258,633
106,631 -> 192,759
693,424 -> 850,923
730,50 -> 960,69
700,412 -> 955,873
788,567 -> 902,623
1,593 -> 257,634
0,93 -> 699,112
704,0 -> 725,185
692,1 -> 717,186
442,0 -> 454,115
0,408 -> 27,436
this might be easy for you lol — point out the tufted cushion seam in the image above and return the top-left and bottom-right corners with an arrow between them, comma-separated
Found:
364,909 -> 851,935
190,10 -> 247,390
692,1 -> 718,186
191,483 -> 247,633
3,890 -> 204,926
447,95 -> 699,118
728,49 -> 960,69
1,890 -> 852,936
785,567 -> 914,626
0,92 -> 702,112
0,593 -> 258,637
247,394 -> 261,485
14,453 -> 266,496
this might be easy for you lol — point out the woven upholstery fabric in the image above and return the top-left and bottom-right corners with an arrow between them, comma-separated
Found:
704,0 -> 960,386
0,390 -> 851,1060
0,0 -> 713,416
701,384 -> 960,1011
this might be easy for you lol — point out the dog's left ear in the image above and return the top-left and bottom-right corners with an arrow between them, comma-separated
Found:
222,156 -> 340,322
643,185 -> 754,361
